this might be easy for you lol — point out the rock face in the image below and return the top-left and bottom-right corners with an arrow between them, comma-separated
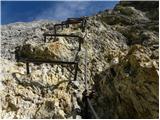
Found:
93,45 -> 158,118
16,40 -> 77,62
0,1 -> 159,119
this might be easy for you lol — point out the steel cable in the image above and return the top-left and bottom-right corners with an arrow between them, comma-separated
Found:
84,48 -> 99,119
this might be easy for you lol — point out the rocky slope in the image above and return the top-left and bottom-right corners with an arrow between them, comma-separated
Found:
0,1 -> 159,119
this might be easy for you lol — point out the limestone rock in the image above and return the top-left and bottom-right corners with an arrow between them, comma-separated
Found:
93,45 -> 158,118
16,40 -> 78,62
0,1 -> 159,119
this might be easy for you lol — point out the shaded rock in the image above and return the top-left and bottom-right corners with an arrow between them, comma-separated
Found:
93,45 -> 158,118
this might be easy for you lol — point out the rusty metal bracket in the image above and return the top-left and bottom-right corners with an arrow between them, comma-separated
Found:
15,47 -> 80,79
54,17 -> 87,35
15,34 -> 82,82
43,33 -> 83,51
17,58 -> 79,80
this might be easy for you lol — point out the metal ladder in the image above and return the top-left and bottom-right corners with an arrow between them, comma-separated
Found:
15,17 -> 99,119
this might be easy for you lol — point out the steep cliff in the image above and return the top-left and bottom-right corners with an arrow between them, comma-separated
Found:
0,1 -> 159,119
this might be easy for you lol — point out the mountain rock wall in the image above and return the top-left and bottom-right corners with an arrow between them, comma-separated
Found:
0,1 -> 159,119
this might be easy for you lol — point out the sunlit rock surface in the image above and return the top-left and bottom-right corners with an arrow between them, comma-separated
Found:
0,1 -> 158,119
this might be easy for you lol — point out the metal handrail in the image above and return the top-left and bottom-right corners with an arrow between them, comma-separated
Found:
87,98 -> 99,119
83,48 -> 99,119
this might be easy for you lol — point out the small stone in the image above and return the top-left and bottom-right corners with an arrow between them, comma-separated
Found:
71,81 -> 79,89
58,110 -> 65,119
76,115 -> 82,119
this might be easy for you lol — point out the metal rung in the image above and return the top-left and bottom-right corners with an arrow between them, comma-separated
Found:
53,17 -> 87,35
43,33 -> 83,51
18,58 -> 78,65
